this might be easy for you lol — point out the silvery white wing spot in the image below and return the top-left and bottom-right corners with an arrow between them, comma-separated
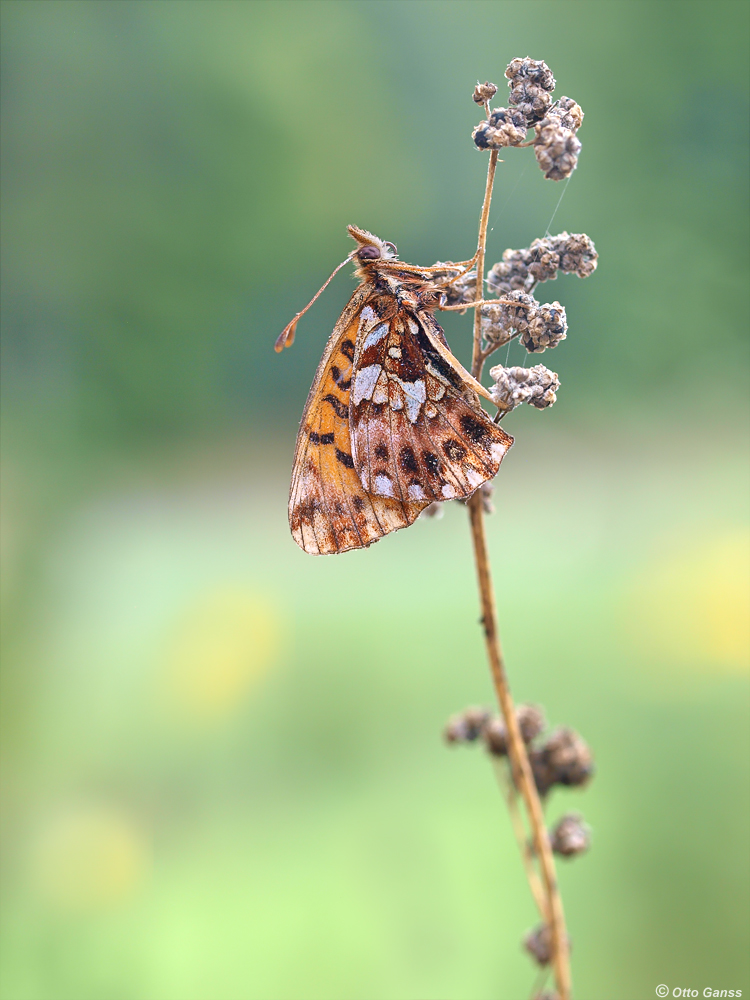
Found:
277,226 -> 513,555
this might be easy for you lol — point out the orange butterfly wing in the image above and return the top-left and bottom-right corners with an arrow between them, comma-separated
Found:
288,288 -> 429,555
349,307 -> 513,503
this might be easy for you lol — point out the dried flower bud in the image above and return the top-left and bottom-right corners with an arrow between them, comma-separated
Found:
527,238 -> 561,284
534,122 -> 581,181
528,748 -> 557,796
508,82 -> 552,124
489,364 -> 560,411
473,81 -> 498,104
550,813 -> 591,857
553,232 -> 598,277
480,289 -> 537,348
520,301 -> 567,353
505,57 -> 556,92
433,264 -> 478,307
542,727 -> 594,787
483,717 -> 508,756
545,96 -> 584,132
482,703 -> 545,756
477,480 -> 494,514
419,501 -> 444,520
443,706 -> 491,744
486,249 -> 532,295
524,924 -> 552,965
473,108 -> 528,149
517,703 -> 545,742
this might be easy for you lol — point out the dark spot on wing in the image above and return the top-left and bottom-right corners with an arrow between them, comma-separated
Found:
340,339 -> 355,361
335,448 -> 355,468
323,394 -> 349,419
399,446 -> 419,474
352,495 -> 365,512
422,450 -> 441,475
374,443 -> 389,460
331,366 -> 352,390
443,439 -> 467,461
309,431 -> 334,445
460,413 -> 491,442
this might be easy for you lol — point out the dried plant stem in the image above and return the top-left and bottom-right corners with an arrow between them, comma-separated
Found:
467,495 -> 571,999
470,150 -> 499,374
468,149 -> 572,1000
491,758 -> 549,921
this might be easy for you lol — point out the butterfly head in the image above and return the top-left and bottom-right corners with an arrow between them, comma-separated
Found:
347,225 -> 399,268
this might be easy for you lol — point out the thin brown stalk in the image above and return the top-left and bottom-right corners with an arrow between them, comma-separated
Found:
490,758 -> 549,921
468,149 -> 572,1000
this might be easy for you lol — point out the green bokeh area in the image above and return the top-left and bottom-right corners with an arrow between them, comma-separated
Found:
1,3 -> 748,1000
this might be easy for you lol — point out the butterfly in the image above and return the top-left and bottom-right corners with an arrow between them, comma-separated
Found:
275,226 -> 513,555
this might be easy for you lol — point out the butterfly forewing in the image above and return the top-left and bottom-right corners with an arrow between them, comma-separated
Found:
288,289 -> 429,555
350,307 -> 513,503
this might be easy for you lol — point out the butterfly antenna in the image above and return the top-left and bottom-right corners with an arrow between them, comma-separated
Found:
274,253 -> 356,352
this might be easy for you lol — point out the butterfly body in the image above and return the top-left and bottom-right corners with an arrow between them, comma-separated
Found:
285,226 -> 513,555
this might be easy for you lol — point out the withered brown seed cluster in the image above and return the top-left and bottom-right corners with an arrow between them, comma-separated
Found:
487,233 -> 598,296
489,363 -> 560,410
471,58 -> 585,181
444,705 -> 594,802
525,924 -> 571,967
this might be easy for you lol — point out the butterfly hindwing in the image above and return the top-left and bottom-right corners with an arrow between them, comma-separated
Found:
288,289 -> 429,555
350,307 -> 513,503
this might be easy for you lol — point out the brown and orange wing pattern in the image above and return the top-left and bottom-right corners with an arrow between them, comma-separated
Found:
289,288 -> 429,555
349,307 -> 513,503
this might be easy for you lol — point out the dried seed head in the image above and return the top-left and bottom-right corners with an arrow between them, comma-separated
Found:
542,727 -> 594,787
488,233 -> 597,294
524,924 -> 554,965
545,96 -> 584,132
520,301 -> 567,353
517,703 -> 546,742
433,264 -> 478,307
473,80 -> 498,104
482,703 -> 545,756
483,716 -> 509,756
505,57 -> 556,92
443,706 -> 491,744
419,501 -> 444,520
508,82 -> 553,124
477,480 -> 495,514
480,290 -> 537,348
529,747 -> 558,796
473,107 -> 529,149
487,249 -> 533,295
527,238 -> 561,283
550,813 -> 591,857
534,122 -> 581,180
489,364 -> 560,411
555,232 -> 598,278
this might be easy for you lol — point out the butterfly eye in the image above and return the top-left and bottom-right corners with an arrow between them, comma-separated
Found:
385,242 -> 397,253
358,246 -> 381,260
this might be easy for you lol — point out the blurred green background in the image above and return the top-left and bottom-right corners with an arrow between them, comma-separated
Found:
1,2 -> 748,999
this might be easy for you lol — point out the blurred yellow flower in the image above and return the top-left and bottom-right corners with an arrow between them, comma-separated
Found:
160,587 -> 282,720
621,530 -> 750,673
30,805 -> 149,911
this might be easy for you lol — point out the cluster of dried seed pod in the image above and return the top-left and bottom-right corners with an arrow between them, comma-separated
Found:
479,292 -> 568,354
471,58 -> 585,181
444,703 -> 594,981
489,363 -> 560,411
444,703 -> 594,803
487,232 -> 598,297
